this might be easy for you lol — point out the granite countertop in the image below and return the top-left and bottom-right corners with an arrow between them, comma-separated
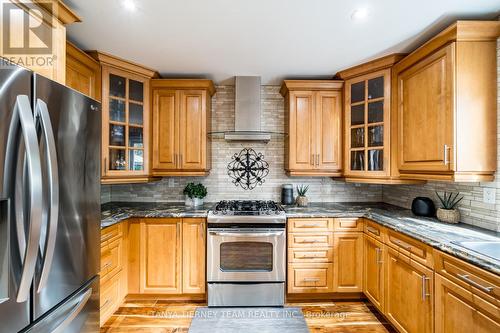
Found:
101,201 -> 500,275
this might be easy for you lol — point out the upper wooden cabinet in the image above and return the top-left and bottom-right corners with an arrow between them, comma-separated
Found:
1,0 -> 80,84
65,41 -> 101,100
151,80 -> 215,176
393,21 -> 500,182
337,54 -> 421,184
89,51 -> 158,184
280,81 -> 343,176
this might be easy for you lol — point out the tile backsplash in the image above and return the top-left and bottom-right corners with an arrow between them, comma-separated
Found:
102,38 -> 500,232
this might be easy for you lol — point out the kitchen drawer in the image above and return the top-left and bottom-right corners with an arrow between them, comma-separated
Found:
386,229 -> 434,268
288,218 -> 334,232
101,223 -> 123,246
288,263 -> 334,293
435,250 -> 499,303
100,272 -> 120,326
288,248 -> 333,263
101,238 -> 122,283
334,218 -> 363,232
288,232 -> 334,248
364,219 -> 385,242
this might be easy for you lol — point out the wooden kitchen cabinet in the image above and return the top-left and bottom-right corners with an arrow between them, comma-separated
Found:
363,234 -> 385,312
89,51 -> 158,184
393,21 -> 500,182
385,247 -> 434,333
333,231 -> 363,293
151,80 -> 215,176
140,219 -> 182,294
182,219 -> 206,294
280,81 -> 343,176
65,41 -> 101,100
337,54 -> 421,184
435,274 -> 499,333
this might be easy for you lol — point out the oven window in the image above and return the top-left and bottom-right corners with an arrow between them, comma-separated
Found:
220,242 -> 273,272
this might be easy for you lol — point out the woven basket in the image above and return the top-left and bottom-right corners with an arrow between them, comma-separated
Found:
436,208 -> 460,224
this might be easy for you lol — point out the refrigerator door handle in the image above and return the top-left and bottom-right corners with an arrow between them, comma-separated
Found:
34,99 -> 59,293
50,288 -> 92,333
10,95 -> 43,303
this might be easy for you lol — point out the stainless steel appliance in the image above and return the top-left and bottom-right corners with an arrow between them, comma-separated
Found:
207,200 -> 286,307
0,60 -> 100,333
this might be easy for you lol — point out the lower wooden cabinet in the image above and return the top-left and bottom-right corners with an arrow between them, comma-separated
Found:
140,219 -> 182,293
288,263 -> 334,293
385,247 -> 433,333
363,234 -> 385,312
333,232 -> 363,292
132,218 -> 206,295
435,274 -> 499,333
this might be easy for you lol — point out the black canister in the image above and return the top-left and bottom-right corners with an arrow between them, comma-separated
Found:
411,197 -> 436,217
281,184 -> 294,205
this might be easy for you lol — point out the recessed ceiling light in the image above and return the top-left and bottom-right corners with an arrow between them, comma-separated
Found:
351,8 -> 369,21
122,0 -> 137,12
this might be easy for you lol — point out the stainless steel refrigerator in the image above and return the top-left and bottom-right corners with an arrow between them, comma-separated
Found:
0,60 -> 100,333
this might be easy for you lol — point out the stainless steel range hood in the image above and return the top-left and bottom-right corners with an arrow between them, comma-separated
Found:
224,76 -> 271,142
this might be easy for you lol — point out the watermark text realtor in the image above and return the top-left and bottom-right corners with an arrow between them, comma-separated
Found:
1,2 -> 56,67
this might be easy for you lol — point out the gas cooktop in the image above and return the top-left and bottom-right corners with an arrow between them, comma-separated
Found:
210,200 -> 284,216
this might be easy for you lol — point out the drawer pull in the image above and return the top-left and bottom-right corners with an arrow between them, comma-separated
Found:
366,226 -> 380,236
101,299 -> 112,309
298,240 -> 320,243
102,262 -> 112,270
421,275 -> 431,301
375,248 -> 384,264
394,239 -> 412,251
457,274 -> 494,293
303,278 -> 320,282
299,255 -> 320,259
101,234 -> 114,242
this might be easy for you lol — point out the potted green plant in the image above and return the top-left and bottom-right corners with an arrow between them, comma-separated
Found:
435,191 -> 463,224
296,185 -> 309,207
183,183 -> 207,207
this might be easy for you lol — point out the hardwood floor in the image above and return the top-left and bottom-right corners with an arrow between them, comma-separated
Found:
101,299 -> 395,332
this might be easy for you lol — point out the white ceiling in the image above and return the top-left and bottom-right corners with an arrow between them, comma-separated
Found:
66,0 -> 500,84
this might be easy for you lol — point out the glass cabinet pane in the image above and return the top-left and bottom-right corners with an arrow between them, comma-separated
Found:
368,126 -> 383,147
351,151 -> 365,171
351,104 -> 364,126
109,124 -> 125,146
368,150 -> 383,171
129,127 -> 143,148
129,150 -> 144,171
351,128 -> 364,148
109,74 -> 126,98
109,149 -> 126,170
368,101 -> 384,123
368,76 -> 384,100
129,80 -> 144,102
351,81 -> 365,103
129,102 -> 144,125
109,99 -> 125,122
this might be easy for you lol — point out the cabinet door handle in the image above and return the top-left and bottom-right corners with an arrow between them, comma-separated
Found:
444,145 -> 451,165
174,154 -> 177,167
311,154 -> 314,166
101,262 -> 112,270
180,154 -> 183,167
421,275 -> 431,301
316,154 -> 320,166
104,157 -> 108,173
375,248 -> 384,264
394,239 -> 412,251
457,274 -> 494,293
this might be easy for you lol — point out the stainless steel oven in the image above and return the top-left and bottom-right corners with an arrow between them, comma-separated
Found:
207,228 -> 285,282
206,200 -> 286,307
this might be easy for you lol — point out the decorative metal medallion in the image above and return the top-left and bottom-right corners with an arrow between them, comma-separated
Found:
227,148 -> 269,190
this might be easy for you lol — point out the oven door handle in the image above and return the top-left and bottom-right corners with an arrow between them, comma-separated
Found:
209,231 -> 284,237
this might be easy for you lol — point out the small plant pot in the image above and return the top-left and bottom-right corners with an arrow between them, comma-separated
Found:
296,196 -> 308,207
436,208 -> 460,224
185,196 -> 204,207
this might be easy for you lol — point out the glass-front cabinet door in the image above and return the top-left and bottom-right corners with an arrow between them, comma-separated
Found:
345,69 -> 390,178
101,65 -> 151,183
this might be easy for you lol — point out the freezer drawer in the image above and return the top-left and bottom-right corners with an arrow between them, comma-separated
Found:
24,276 -> 99,333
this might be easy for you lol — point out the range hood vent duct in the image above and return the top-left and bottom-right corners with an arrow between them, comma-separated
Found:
224,76 -> 271,142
